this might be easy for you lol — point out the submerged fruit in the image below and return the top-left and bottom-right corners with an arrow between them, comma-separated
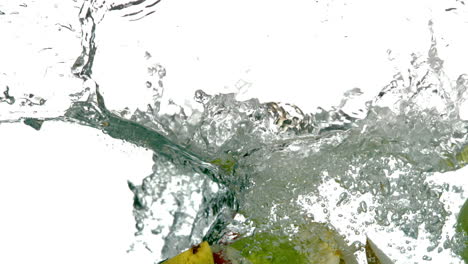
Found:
365,238 -> 394,264
444,145 -> 468,169
230,233 -> 308,264
210,157 -> 236,174
218,223 -> 357,264
457,146 -> 468,165
459,199 -> 468,233
457,199 -> 468,263
294,223 -> 356,264
164,241 -> 214,264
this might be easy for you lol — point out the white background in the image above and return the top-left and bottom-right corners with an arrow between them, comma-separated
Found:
1,0 -> 468,263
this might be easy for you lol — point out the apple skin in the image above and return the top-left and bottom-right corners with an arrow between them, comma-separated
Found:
212,222 -> 359,264
458,199 -> 468,263
213,251 -> 231,264
229,233 -> 309,264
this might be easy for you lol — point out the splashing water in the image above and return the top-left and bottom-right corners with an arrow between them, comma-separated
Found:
1,0 -> 468,263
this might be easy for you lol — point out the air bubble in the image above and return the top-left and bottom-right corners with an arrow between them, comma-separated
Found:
336,192 -> 349,206
358,201 -> 367,213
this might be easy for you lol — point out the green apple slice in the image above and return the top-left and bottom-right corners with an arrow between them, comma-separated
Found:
230,232 -> 309,264
457,199 -> 468,263
223,223 -> 358,264
365,238 -> 394,264
210,157 -> 236,174
294,223 -> 357,264
444,145 -> 468,169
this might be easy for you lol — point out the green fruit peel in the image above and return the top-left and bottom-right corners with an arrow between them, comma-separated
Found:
458,199 -> 468,263
444,145 -> 468,169
210,158 -> 236,174
230,233 -> 308,264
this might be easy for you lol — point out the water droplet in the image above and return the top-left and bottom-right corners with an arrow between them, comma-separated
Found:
136,221 -> 144,231
336,192 -> 349,206
350,241 -> 364,252
194,89 -> 211,104
358,201 -> 367,213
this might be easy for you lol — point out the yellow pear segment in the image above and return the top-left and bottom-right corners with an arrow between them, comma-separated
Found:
164,241 -> 214,264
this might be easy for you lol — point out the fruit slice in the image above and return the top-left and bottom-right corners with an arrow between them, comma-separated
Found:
210,157 -> 236,174
365,238 -> 394,264
216,223 -> 358,264
164,241 -> 214,264
444,145 -> 468,169
230,232 -> 309,264
212,245 -> 252,264
457,199 -> 468,263
294,223 -> 357,264
457,146 -> 468,165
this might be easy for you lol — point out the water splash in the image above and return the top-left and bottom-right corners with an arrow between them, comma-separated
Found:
2,0 -> 468,263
